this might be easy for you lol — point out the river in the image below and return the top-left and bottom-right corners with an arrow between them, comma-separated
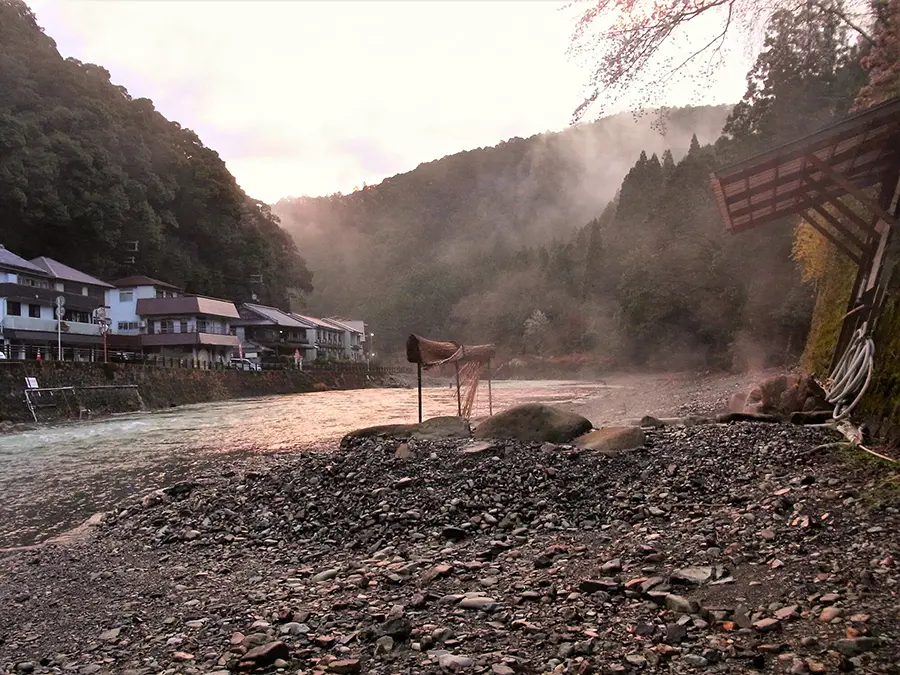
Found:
0,380 -> 628,549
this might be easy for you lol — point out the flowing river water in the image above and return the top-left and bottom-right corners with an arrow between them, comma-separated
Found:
0,380 -> 640,550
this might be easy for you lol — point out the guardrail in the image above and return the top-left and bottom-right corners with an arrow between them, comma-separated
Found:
0,352 -> 412,375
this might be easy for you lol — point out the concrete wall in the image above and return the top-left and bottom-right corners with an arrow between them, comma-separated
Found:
0,361 -> 408,423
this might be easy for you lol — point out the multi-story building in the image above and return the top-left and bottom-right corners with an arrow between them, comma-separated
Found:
0,246 -> 108,360
135,295 -> 241,364
321,317 -> 365,362
232,303 -> 316,364
293,314 -> 345,361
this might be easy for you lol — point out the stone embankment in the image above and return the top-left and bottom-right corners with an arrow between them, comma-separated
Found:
1,419 -> 897,674
0,361 -> 408,423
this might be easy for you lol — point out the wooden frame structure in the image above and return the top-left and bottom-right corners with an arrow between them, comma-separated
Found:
406,334 -> 497,423
710,98 -> 900,368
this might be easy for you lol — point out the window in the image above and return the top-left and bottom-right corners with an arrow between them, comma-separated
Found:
179,320 -> 188,333
20,276 -> 50,289
119,289 -> 134,302
7,301 -> 21,316
117,321 -> 139,331
29,304 -> 41,318
125,240 -> 139,252
69,311 -> 90,323
159,320 -> 173,334
197,319 -> 208,333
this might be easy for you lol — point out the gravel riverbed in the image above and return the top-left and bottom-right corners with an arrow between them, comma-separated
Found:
1,422 -> 898,675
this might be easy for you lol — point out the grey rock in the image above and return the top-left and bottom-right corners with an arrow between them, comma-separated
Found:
474,403 -> 593,443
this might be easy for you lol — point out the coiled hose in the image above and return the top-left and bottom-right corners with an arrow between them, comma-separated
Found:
825,325 -> 875,421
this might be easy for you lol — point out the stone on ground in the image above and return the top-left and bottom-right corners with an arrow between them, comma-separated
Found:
473,403 -> 592,443
342,416 -> 470,444
572,426 -> 645,454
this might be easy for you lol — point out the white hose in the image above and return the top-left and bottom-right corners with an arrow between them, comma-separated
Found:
824,325 -> 875,421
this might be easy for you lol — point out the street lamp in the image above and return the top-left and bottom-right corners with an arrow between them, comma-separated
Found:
369,332 -> 375,363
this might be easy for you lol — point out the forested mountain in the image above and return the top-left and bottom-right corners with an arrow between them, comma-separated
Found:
274,107 -> 730,353
0,0 -> 311,306
276,2 -> 871,370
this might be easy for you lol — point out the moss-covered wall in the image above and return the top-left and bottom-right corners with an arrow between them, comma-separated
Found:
800,245 -> 858,377
859,279 -> 900,445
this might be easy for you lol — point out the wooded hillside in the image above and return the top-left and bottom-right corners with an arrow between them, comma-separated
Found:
0,0 -> 311,306
275,107 -> 730,360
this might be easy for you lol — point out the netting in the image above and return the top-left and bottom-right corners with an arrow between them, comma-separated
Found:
406,334 -> 497,420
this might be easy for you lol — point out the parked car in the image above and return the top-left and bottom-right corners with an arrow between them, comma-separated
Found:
229,357 -> 260,371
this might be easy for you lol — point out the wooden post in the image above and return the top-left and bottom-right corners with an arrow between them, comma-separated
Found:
417,363 -> 423,423
455,362 -> 462,417
487,358 -> 493,416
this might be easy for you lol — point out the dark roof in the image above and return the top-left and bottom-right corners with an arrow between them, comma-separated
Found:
112,275 -> 182,290
135,295 -> 240,319
236,303 -> 314,328
711,97 -> 900,232
0,245 -> 48,275
29,256 -> 114,288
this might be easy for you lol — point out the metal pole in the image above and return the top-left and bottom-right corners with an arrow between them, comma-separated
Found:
455,362 -> 462,417
57,318 -> 62,361
417,363 -> 423,423
487,358 -> 493,416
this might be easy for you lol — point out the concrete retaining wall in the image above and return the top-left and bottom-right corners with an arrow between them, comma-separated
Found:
0,361 -> 408,423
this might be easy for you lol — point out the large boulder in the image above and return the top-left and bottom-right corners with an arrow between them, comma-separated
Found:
410,416 -> 471,440
728,373 -> 829,421
342,416 -> 471,444
473,404 -> 593,443
573,426 -> 646,455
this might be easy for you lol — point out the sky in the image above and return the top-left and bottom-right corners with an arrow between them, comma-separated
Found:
26,0 -> 751,203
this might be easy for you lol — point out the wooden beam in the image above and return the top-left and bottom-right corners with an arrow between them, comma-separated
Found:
806,153 -> 900,229
716,101 -> 900,186
720,128 -> 898,199
800,211 -> 862,264
810,203 -> 870,253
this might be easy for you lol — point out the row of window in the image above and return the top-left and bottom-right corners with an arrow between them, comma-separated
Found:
118,288 -> 178,302
16,276 -> 104,298
118,321 -> 141,331
6,302 -> 90,323
153,319 -> 226,335
7,302 -> 42,318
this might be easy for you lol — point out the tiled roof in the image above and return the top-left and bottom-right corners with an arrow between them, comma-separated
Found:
0,245 -> 48,274
29,257 -> 114,288
112,275 -> 182,290
239,303 -> 314,328
135,295 -> 240,319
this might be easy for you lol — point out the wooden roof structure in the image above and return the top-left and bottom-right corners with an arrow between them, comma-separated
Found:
710,97 -> 900,368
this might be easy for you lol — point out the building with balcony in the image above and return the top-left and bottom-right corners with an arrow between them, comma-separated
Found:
232,303 -> 316,364
321,318 -> 365,362
0,246 -> 108,360
293,314 -> 346,361
135,295 -> 241,364
106,275 -> 182,354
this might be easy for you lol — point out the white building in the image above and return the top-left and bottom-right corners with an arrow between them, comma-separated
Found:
0,245 -> 109,360
321,318 -> 365,362
106,275 -> 182,341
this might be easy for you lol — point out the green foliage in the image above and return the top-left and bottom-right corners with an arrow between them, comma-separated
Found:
275,106 -> 730,352
0,0 -> 311,306
799,244 -> 857,376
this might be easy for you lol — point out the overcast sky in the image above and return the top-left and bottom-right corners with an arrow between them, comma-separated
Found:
27,0 -> 751,203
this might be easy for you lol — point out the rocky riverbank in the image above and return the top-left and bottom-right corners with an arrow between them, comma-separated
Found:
1,422 -> 898,674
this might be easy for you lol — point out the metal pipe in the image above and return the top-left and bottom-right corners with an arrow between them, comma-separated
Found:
487,358 -> 493,416
455,362 -> 461,417
417,363 -> 423,423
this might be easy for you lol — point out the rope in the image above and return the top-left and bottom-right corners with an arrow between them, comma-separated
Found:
825,324 -> 875,421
